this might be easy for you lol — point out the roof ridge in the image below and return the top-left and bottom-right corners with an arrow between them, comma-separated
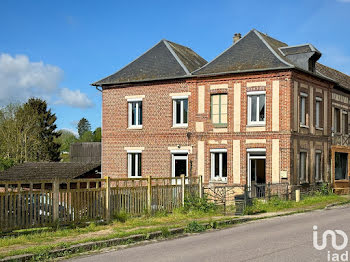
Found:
163,40 -> 190,75
252,29 -> 294,68
92,39 -> 165,86
192,29 -> 254,74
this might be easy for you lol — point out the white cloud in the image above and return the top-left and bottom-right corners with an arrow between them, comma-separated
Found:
56,88 -> 94,108
0,53 -> 93,108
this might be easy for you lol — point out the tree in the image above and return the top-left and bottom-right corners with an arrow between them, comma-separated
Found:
0,98 -> 61,163
77,118 -> 91,138
55,129 -> 78,153
17,98 -> 61,162
93,127 -> 101,142
79,131 -> 94,142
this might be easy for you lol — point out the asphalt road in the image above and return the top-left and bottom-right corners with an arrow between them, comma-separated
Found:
69,205 -> 350,262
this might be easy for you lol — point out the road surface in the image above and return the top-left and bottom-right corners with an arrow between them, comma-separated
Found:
69,205 -> 350,262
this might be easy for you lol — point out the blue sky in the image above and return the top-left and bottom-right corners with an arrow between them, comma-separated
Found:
1,0 -> 350,135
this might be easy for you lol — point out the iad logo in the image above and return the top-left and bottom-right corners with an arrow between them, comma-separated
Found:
313,225 -> 349,261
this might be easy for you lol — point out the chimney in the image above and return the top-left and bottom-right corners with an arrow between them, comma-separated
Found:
233,33 -> 241,44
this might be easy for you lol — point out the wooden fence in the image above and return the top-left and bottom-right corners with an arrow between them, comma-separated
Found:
0,175 -> 202,233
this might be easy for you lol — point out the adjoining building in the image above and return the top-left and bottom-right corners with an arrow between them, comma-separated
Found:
92,29 -> 350,194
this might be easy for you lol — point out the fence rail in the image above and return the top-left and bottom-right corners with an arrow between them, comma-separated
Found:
0,175 -> 202,233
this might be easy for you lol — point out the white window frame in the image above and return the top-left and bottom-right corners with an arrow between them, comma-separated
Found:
128,98 -> 143,129
127,150 -> 142,178
300,92 -> 308,127
315,97 -> 322,129
210,149 -> 227,182
172,96 -> 188,128
247,91 -> 266,126
315,150 -> 322,182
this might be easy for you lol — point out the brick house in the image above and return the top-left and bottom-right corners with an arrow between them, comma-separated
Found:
92,29 -> 350,194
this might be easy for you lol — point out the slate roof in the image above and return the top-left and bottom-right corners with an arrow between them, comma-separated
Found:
192,29 -> 292,75
92,40 -> 207,86
316,63 -> 350,91
0,162 -> 101,182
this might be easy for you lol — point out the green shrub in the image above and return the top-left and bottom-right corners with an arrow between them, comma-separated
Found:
113,211 -> 128,223
0,157 -> 15,171
319,183 -> 332,196
160,227 -> 170,238
185,221 -> 206,233
184,194 -> 216,213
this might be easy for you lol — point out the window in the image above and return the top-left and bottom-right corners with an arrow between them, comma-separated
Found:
335,152 -> 348,180
173,98 -> 188,127
211,94 -> 227,126
247,92 -> 265,125
299,152 -> 307,183
128,153 -> 142,177
300,93 -> 308,126
342,111 -> 348,134
334,108 -> 341,133
315,97 -> 322,128
210,150 -> 227,182
315,151 -> 322,182
128,101 -> 142,128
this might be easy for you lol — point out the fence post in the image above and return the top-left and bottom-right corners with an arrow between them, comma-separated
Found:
181,174 -> 185,207
147,176 -> 152,214
267,183 -> 271,201
295,189 -> 300,202
198,176 -> 203,198
105,176 -> 111,222
53,179 -> 60,223
286,184 -> 289,200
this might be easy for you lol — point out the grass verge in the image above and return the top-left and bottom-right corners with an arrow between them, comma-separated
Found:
0,194 -> 349,261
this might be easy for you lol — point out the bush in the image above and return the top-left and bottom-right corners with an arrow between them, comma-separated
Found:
319,183 -> 332,196
161,227 -> 170,238
0,157 -> 15,171
113,211 -> 128,223
185,221 -> 206,233
183,194 -> 216,213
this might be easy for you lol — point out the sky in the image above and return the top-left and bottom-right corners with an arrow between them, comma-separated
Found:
1,0 -> 350,135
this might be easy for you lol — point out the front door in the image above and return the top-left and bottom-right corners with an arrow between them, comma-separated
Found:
172,154 -> 188,184
247,151 -> 266,197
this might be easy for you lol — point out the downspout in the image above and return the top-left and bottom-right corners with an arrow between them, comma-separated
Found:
95,85 -> 103,177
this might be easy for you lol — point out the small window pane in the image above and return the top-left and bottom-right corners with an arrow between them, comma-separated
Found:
259,95 -> 265,121
138,102 -> 142,125
316,101 -> 320,128
222,153 -> 227,177
183,99 -> 188,124
300,97 -> 306,125
138,154 -> 142,177
300,152 -> 307,182
315,153 -> 321,181
214,153 -> 220,177
132,103 -> 136,125
250,96 -> 257,122
176,100 -> 181,124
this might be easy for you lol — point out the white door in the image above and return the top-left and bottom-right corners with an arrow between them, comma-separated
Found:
172,154 -> 188,185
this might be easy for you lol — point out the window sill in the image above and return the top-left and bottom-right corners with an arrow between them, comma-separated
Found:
172,125 -> 188,129
247,123 -> 266,127
300,125 -> 309,129
335,179 -> 349,182
128,176 -> 142,178
128,126 -> 143,130
212,125 -> 227,128
210,179 -> 227,184
315,127 -> 323,131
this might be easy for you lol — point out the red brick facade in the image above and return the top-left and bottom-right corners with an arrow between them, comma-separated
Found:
102,69 -> 350,188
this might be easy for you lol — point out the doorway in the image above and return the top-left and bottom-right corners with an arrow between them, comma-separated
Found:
172,153 -> 188,184
247,150 -> 266,197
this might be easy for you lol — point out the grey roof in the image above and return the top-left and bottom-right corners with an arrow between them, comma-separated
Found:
193,29 -> 293,75
316,63 -> 350,91
0,162 -> 101,182
92,40 -> 207,86
279,44 -> 320,56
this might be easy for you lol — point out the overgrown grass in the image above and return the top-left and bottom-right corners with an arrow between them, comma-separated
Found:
0,194 -> 348,260
244,193 -> 348,215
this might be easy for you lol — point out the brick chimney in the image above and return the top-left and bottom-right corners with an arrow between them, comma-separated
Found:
233,33 -> 241,44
